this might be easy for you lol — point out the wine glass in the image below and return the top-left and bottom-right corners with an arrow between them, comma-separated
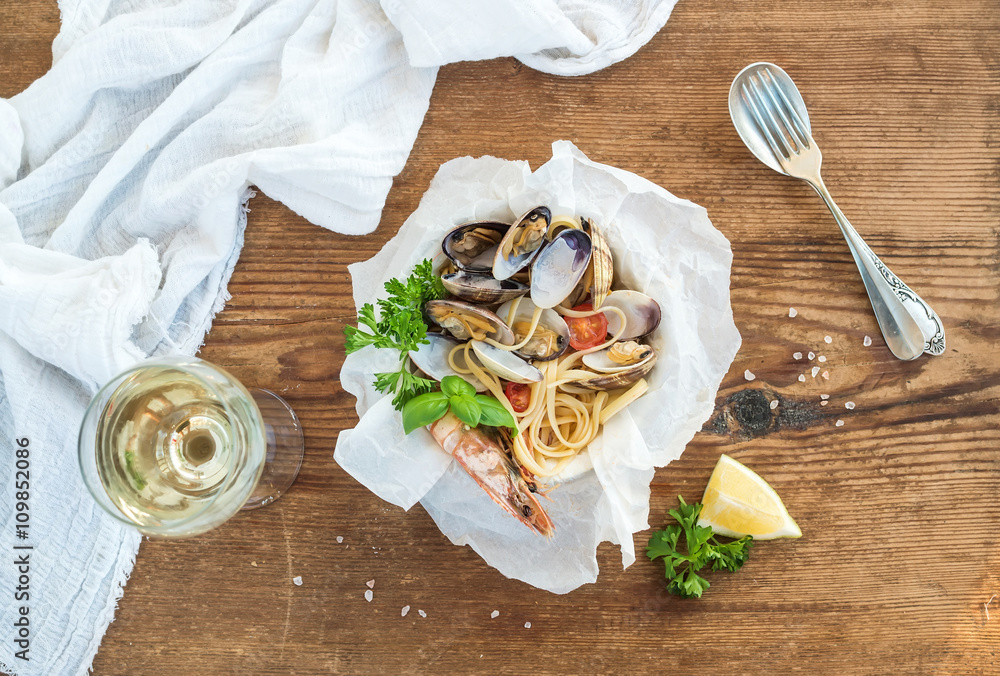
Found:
78,355 -> 303,537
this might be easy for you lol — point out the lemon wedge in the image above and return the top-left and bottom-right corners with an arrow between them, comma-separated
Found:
697,454 -> 801,540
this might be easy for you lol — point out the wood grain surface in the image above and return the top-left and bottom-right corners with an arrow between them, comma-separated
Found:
3,1 -> 999,674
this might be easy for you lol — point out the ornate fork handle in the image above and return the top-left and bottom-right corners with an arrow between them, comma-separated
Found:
809,178 -> 945,359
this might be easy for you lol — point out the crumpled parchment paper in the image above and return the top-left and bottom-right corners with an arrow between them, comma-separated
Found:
334,140 -> 741,594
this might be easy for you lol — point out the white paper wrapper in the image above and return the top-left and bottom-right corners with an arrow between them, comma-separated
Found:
334,141 -> 741,594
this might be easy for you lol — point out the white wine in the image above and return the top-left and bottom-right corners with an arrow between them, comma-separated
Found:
92,364 -> 265,536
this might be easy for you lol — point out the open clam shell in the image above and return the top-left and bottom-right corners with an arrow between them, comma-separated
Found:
470,340 -> 544,384
576,344 -> 657,390
601,290 -> 662,340
492,206 -> 551,281
529,228 -> 592,309
409,333 -> 486,392
425,300 -> 515,344
497,297 -> 570,362
442,222 -> 509,273
441,271 -> 528,305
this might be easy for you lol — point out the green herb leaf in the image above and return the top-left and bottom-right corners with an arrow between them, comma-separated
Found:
449,395 -> 482,428
401,391 -> 449,434
646,495 -> 754,599
440,375 -> 475,399
474,395 -> 518,434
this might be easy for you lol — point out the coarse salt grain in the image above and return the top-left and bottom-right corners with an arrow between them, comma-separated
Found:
818,355 -> 827,363
808,351 -> 815,360
744,369 -> 756,381
811,366 -> 820,377
490,610 -> 500,619
822,371 -> 829,380
418,610 -> 427,618
364,590 -> 373,602
336,536 -> 344,544
793,352 -> 803,360
366,579 -> 375,589
524,622 -> 532,629
845,401 -> 856,410
769,400 -> 778,410
835,420 -> 844,427
820,394 -> 829,400
820,401 -> 828,406
788,308 -> 797,317
798,374 -> 806,382
864,335 -> 873,347
292,576 -> 302,586
824,335 -> 832,344
401,605 -> 410,617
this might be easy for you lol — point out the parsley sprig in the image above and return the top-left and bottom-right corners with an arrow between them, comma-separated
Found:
646,495 -> 753,598
344,259 -> 447,409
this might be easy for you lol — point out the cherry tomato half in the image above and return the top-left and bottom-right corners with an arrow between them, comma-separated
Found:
504,382 -> 531,413
565,303 -> 609,350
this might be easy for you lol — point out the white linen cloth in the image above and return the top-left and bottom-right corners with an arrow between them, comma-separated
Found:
0,1 -> 678,674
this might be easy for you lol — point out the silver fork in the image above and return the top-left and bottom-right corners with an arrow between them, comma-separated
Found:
730,63 -> 944,361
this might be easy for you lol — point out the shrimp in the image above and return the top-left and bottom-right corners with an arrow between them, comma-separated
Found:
428,412 -> 555,537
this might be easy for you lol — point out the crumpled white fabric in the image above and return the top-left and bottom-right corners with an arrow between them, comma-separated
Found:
0,1 -> 678,674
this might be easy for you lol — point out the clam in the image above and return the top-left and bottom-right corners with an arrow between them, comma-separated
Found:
600,290 -> 661,340
497,297 -> 570,362
441,271 -> 528,305
408,333 -> 486,392
582,218 -> 613,309
493,206 -> 551,280
575,342 -> 657,390
470,340 -> 543,384
425,300 -> 515,344
442,222 -> 509,273
529,228 -> 592,309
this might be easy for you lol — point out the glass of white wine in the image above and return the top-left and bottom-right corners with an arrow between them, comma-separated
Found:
78,356 -> 304,537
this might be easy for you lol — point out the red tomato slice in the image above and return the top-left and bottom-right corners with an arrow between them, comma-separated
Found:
565,303 -> 609,350
504,382 -> 531,413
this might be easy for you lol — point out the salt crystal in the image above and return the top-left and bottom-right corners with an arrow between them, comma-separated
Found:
364,589 -> 373,602
490,610 -> 500,619
835,420 -> 844,427
845,401 -> 856,410
822,371 -> 829,380
250,561 -> 257,567
808,351 -> 815,360
824,335 -> 832,344
788,307 -> 798,318
798,374 -> 806,382
820,401 -> 828,406
401,605 -> 410,617
336,536 -> 344,544
744,369 -> 756,381
524,622 -> 532,629
793,352 -> 803,360
818,355 -> 827,363
864,335 -> 873,347
820,394 -> 830,400
769,400 -> 778,410
292,576 -> 303,586
811,366 -> 820,377
366,579 -> 375,589
418,609 -> 427,618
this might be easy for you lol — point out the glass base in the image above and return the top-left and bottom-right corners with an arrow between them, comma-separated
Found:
242,389 -> 304,510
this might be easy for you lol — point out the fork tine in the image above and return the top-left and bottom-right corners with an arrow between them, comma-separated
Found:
763,67 -> 810,149
758,73 -> 804,152
741,82 -> 788,161
746,75 -> 792,158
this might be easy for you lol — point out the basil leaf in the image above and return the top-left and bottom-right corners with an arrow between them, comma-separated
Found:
475,395 -> 518,434
401,391 -> 449,434
449,395 -> 481,428
440,375 -> 475,399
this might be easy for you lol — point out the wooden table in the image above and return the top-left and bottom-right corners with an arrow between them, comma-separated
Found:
4,1 -> 999,674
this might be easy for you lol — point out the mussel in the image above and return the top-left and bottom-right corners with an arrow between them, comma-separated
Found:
442,222 -> 509,273
600,290 -> 661,340
529,228 -> 592,309
493,206 -> 551,281
409,333 -> 486,392
497,296 -> 570,362
575,341 -> 657,390
470,340 -> 543,384
441,271 -> 528,305
425,300 -> 515,344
